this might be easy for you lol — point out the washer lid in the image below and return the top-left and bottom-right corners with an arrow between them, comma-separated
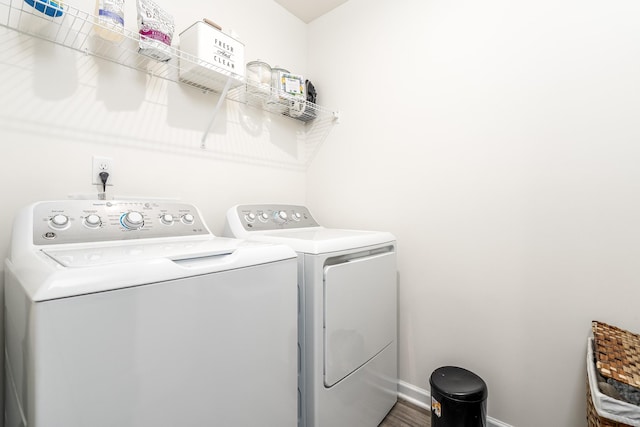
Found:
42,238 -> 234,267
239,227 -> 395,254
9,237 -> 296,302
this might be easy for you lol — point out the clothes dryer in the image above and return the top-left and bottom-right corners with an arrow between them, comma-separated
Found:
5,200 -> 298,427
224,204 -> 397,427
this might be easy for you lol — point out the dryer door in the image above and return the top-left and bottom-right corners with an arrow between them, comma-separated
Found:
323,251 -> 396,387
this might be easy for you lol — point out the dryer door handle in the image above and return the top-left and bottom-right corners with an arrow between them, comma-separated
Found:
323,245 -> 395,267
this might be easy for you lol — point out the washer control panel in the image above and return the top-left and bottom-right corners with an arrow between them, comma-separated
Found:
33,200 -> 209,245
235,204 -> 319,231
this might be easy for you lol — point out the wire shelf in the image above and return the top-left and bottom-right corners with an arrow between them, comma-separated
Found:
0,0 -> 338,144
0,0 -> 246,92
226,81 -> 339,149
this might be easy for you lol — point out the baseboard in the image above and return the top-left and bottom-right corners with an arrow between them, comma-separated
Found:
397,380 -> 513,427
397,380 -> 431,411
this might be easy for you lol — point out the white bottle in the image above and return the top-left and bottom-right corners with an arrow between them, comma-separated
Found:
94,0 -> 125,42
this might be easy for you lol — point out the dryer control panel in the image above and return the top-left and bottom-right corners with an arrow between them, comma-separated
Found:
33,200 -> 209,245
233,204 -> 319,231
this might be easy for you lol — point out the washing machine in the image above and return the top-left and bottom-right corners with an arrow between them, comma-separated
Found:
224,204 -> 398,427
4,199 -> 298,427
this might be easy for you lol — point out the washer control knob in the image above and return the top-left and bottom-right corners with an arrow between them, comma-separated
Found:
259,212 -> 269,222
122,211 -> 144,230
182,214 -> 195,225
273,210 -> 288,224
292,212 -> 302,221
50,214 -> 69,229
84,214 -> 101,228
160,214 -> 174,225
245,212 -> 256,223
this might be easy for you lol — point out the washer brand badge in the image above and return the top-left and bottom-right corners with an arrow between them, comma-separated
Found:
431,396 -> 442,418
43,231 -> 56,240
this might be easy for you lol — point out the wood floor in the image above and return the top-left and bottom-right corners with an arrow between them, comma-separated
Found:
379,398 -> 430,427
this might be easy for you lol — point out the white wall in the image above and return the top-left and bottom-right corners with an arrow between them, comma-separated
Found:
307,1 -> 640,426
0,1 -> 308,425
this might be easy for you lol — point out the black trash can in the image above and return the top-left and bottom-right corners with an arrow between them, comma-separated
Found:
429,366 -> 488,427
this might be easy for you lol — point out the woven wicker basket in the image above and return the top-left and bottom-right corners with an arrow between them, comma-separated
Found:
593,322 -> 640,389
587,321 -> 640,427
587,376 -> 631,427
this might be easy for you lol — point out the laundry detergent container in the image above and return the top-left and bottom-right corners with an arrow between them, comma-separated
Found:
429,366 -> 488,427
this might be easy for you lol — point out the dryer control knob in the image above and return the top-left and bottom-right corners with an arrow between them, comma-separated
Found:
292,212 -> 302,221
259,212 -> 269,222
50,214 -> 69,229
160,214 -> 174,225
273,210 -> 288,224
122,211 -> 144,229
181,214 -> 195,225
84,214 -> 101,228
245,213 -> 256,223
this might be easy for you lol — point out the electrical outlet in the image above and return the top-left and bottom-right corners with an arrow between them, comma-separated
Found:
92,156 -> 114,186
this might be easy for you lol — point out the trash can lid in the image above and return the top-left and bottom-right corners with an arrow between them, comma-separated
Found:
429,366 -> 488,402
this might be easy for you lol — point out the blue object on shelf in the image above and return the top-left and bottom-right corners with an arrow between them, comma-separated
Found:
24,0 -> 64,17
